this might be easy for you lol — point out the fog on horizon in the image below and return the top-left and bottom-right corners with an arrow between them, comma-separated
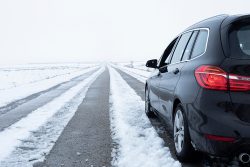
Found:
0,0 -> 249,65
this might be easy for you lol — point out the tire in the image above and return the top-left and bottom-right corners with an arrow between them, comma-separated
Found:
173,104 -> 195,162
145,87 -> 156,118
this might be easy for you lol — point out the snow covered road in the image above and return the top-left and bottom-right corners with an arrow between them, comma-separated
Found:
0,66 -> 105,166
113,64 -> 150,83
0,63 -> 201,167
109,66 -> 180,167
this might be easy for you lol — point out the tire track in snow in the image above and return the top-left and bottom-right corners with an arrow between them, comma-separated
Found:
108,66 -> 180,167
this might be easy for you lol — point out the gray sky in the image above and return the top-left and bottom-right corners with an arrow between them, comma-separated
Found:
0,0 -> 250,64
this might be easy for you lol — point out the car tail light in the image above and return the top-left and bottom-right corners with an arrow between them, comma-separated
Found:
229,74 -> 250,91
195,65 -> 228,90
195,65 -> 250,91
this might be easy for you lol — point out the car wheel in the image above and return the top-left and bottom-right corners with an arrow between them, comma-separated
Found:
173,104 -> 195,162
145,87 -> 156,118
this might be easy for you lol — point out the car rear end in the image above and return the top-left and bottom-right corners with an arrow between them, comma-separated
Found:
189,15 -> 250,163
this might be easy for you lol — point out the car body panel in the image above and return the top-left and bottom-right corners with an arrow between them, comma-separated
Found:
158,62 -> 185,122
147,69 -> 161,112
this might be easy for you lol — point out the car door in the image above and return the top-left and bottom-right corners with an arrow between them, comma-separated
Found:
157,31 -> 195,121
148,68 -> 161,112
148,38 -> 178,112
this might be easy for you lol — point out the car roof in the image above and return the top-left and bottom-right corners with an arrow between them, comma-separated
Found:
184,14 -> 250,32
184,14 -> 228,31
221,14 -> 250,28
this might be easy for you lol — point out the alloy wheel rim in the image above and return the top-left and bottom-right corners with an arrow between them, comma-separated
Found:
174,109 -> 185,153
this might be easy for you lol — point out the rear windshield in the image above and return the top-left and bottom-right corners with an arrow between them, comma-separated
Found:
229,23 -> 250,59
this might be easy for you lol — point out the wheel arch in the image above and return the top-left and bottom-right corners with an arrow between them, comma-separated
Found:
172,98 -> 181,123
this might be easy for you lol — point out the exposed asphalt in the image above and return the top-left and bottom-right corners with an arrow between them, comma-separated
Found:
34,69 -> 111,167
0,69 -> 99,132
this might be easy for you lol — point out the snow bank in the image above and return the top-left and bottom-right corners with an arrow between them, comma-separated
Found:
0,64 -> 99,108
108,66 -> 180,167
0,66 -> 105,166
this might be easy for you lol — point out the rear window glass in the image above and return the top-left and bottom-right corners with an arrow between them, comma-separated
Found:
170,31 -> 192,64
229,24 -> 250,59
181,31 -> 198,61
190,30 -> 208,59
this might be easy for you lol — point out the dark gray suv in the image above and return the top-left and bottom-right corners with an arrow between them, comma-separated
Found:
145,14 -> 250,165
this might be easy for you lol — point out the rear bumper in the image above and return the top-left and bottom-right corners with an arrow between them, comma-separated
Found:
189,128 -> 250,157
186,88 -> 250,157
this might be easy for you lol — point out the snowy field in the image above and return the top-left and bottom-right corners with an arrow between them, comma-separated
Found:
0,63 -> 97,90
0,63 -> 99,108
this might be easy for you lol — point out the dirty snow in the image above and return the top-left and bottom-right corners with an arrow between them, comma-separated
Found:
0,66 -> 105,166
108,66 -> 180,167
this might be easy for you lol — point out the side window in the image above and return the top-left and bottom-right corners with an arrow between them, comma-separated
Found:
181,31 -> 199,61
190,30 -> 208,59
164,50 -> 174,64
158,37 -> 178,67
170,32 -> 192,64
